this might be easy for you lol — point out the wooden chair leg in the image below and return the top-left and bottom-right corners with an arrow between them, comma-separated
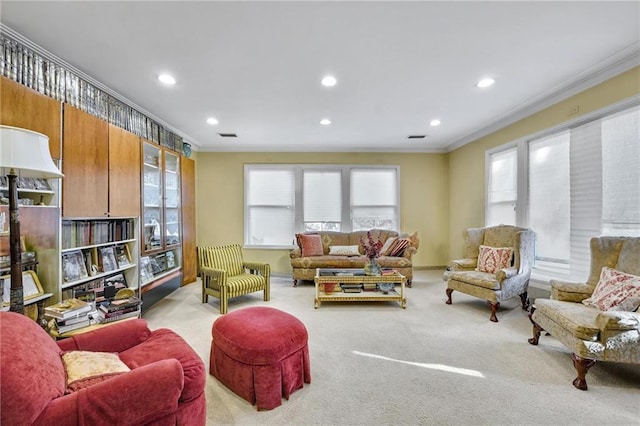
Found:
528,322 -> 543,345
572,354 -> 596,390
488,301 -> 500,322
519,292 -> 530,310
445,288 -> 453,305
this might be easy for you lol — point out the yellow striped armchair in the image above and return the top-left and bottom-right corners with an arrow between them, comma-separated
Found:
197,244 -> 270,314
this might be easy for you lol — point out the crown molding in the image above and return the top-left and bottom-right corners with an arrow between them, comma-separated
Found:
446,42 -> 640,152
0,24 -> 200,148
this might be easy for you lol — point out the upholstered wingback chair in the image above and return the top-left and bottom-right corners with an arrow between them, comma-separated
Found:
0,312 -> 206,425
198,244 -> 270,314
529,236 -> 640,390
443,225 -> 535,322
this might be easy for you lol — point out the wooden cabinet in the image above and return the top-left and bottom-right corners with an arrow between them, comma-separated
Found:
0,76 -> 62,159
108,125 -> 141,217
181,157 -> 196,285
140,141 -> 182,293
62,105 -> 109,217
62,107 -> 141,218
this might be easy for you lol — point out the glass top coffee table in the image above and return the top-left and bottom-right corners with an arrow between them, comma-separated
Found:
314,268 -> 407,309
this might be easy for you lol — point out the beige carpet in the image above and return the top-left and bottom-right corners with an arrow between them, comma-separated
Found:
143,270 -> 640,425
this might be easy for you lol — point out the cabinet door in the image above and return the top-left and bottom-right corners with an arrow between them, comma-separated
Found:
62,105 -> 109,217
108,125 -> 141,217
164,151 -> 181,248
0,77 -> 62,159
181,157 -> 196,285
142,142 -> 163,252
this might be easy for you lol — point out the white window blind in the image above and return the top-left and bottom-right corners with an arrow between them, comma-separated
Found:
303,170 -> 342,231
487,147 -> 517,226
351,168 -> 398,230
569,120 -> 603,281
602,106 -> 640,236
487,103 -> 640,284
245,165 -> 400,246
528,131 -> 570,268
246,168 -> 295,246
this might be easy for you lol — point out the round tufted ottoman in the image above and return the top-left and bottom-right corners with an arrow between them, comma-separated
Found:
210,306 -> 311,410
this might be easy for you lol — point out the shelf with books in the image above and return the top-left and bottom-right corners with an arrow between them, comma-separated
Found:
59,217 -> 139,300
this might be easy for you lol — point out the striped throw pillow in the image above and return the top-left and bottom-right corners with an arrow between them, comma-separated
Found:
389,238 -> 410,257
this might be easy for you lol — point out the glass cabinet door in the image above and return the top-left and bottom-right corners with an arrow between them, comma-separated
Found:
164,151 -> 181,247
142,142 -> 163,252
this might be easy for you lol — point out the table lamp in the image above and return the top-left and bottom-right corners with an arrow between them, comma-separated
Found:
0,125 -> 63,313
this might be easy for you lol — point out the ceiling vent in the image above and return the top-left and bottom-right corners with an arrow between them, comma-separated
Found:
218,133 -> 237,138
407,135 -> 426,139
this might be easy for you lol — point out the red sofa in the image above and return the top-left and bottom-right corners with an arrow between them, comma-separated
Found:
0,312 -> 206,425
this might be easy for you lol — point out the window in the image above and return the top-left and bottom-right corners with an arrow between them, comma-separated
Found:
351,168 -> 398,231
246,168 -> 295,246
486,103 -> 640,282
245,165 -> 400,247
486,147 -> 517,227
303,170 -> 342,231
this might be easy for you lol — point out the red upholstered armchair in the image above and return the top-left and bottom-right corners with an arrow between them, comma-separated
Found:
0,312 -> 206,425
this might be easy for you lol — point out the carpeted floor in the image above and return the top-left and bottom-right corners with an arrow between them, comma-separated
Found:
143,270 -> 640,425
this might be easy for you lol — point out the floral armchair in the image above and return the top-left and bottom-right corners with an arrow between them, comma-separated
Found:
528,236 -> 640,390
443,225 -> 535,322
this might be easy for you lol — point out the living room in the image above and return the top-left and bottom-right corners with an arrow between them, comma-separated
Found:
1,2 -> 639,425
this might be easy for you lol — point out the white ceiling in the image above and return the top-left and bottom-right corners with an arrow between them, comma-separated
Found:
1,1 -> 639,153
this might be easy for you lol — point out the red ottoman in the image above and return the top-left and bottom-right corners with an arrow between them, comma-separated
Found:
210,306 -> 311,410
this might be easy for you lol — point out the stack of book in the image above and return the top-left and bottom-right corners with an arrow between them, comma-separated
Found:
44,298 -> 96,334
97,296 -> 142,323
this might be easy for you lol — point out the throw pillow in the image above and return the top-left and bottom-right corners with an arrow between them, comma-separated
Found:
297,234 -> 324,257
582,267 -> 640,311
328,245 -> 361,256
476,245 -> 513,274
380,237 -> 398,256
61,350 -> 130,393
389,238 -> 410,257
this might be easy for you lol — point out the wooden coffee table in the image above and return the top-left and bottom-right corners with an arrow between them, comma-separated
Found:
314,268 -> 406,309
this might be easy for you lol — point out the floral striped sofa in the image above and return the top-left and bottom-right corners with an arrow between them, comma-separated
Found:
290,229 -> 418,286
528,236 -> 640,390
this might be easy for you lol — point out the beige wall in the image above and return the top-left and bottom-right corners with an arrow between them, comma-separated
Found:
195,152 -> 449,273
447,66 -> 640,259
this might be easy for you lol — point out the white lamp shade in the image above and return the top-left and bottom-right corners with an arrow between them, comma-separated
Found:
0,125 -> 63,178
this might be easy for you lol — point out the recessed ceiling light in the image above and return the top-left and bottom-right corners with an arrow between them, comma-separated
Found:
477,78 -> 495,88
158,74 -> 176,85
430,119 -> 441,127
206,117 -> 218,125
320,118 -> 331,125
321,75 -> 337,87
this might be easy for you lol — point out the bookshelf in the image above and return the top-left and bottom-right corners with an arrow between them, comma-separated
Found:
60,218 -> 140,301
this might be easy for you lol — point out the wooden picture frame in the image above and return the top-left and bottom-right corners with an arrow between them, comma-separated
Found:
1,270 -> 44,306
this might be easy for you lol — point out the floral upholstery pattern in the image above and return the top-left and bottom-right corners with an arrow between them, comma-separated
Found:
530,236 -> 640,389
290,230 -> 418,285
443,225 -> 535,322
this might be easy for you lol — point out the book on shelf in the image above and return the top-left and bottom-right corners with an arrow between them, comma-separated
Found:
56,317 -> 91,333
114,244 -> 132,268
44,298 -> 93,320
62,250 -> 88,283
99,246 -> 118,272
97,307 -> 140,323
99,296 -> 142,313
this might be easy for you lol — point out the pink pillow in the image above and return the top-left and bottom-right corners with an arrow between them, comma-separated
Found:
582,267 -> 640,311
476,245 -> 513,274
297,234 -> 324,257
